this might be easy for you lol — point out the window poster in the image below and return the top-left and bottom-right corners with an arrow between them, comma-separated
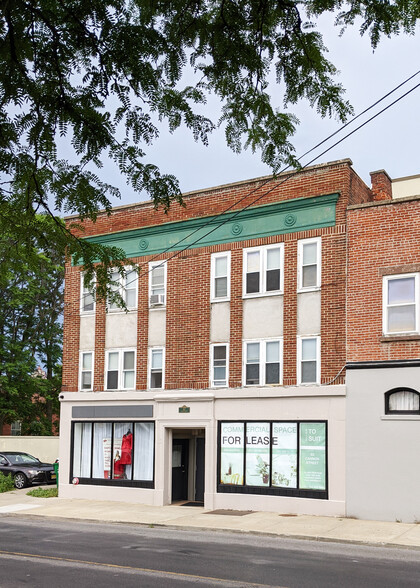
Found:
245,422 -> 270,487
299,422 -> 326,490
220,423 -> 244,485
271,423 -> 297,488
103,438 -> 111,478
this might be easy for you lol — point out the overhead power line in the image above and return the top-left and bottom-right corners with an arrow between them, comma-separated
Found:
72,68 -> 420,312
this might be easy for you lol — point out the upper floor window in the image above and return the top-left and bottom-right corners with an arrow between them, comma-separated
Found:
243,244 -> 284,297
385,388 -> 420,415
298,238 -> 321,291
149,347 -> 164,389
149,261 -> 167,307
80,273 -> 95,313
80,351 -> 93,391
211,252 -> 230,302
243,339 -> 282,386
210,344 -> 229,387
383,274 -> 419,334
298,336 -> 320,385
10,421 -> 22,436
108,267 -> 137,311
106,349 -> 136,390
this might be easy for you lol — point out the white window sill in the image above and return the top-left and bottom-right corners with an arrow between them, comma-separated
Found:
297,286 -> 321,294
80,310 -> 96,316
149,305 -> 167,311
106,308 -> 137,314
242,291 -> 283,300
210,298 -> 230,304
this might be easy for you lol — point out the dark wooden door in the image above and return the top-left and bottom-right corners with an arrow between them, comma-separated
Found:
172,439 -> 189,501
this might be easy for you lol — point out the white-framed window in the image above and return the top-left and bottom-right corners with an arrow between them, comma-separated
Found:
149,261 -> 167,307
148,347 -> 165,389
297,336 -> 320,385
243,244 -> 284,297
79,351 -> 94,391
211,252 -> 230,302
383,274 -> 419,335
108,267 -> 138,311
106,349 -> 136,390
80,272 -> 96,313
243,339 -> 282,386
10,421 -> 22,436
298,237 -> 321,291
210,344 -> 229,387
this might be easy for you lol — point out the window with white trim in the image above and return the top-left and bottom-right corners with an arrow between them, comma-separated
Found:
210,344 -> 229,387
383,274 -> 419,334
298,238 -> 321,291
211,252 -> 230,301
80,351 -> 94,391
149,261 -> 167,307
298,336 -> 320,384
243,245 -> 284,296
80,273 -> 96,313
108,267 -> 138,311
10,421 -> 22,436
385,388 -> 420,414
243,340 -> 282,386
106,349 -> 136,390
149,348 -> 164,389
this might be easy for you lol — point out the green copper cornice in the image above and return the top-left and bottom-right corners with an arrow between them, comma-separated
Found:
85,193 -> 339,258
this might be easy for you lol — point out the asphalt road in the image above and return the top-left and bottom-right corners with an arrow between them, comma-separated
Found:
1,517 -> 420,587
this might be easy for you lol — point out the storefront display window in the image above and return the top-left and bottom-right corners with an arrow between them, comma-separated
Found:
71,420 -> 154,487
218,421 -> 327,499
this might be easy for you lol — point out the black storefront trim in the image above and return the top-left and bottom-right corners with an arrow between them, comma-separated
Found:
217,420 -> 328,500
70,420 -> 155,489
346,359 -> 420,370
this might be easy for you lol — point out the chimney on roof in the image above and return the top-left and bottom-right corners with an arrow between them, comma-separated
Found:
370,169 -> 392,201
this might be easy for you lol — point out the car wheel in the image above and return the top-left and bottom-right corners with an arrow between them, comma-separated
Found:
14,472 -> 28,489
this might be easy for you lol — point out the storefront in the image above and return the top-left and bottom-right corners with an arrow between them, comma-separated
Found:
59,386 -> 345,516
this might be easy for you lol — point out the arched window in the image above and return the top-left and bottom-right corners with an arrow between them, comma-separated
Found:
385,388 -> 420,415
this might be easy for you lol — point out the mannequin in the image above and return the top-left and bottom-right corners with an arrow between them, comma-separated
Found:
121,429 -> 133,471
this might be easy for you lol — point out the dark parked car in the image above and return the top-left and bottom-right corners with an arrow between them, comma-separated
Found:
0,452 -> 56,489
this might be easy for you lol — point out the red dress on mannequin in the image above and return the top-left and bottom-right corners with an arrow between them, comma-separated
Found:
121,432 -> 133,465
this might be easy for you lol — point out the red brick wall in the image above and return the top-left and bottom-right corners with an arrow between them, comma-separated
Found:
63,160 -> 371,391
347,198 -> 420,361
62,265 -> 81,392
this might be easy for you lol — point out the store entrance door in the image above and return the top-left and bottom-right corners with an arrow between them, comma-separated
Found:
172,439 -> 189,502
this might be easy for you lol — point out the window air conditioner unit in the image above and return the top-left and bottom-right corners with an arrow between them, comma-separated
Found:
150,294 -> 165,306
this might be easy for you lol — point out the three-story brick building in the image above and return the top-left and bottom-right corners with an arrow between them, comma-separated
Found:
59,159 -> 419,519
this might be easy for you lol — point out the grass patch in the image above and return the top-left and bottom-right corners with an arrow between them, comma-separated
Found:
27,487 -> 58,498
0,472 -> 14,493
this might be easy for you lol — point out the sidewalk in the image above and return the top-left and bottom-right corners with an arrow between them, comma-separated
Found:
1,486 -> 420,549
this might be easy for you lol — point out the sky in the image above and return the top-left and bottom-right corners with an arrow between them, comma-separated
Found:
97,13 -> 420,208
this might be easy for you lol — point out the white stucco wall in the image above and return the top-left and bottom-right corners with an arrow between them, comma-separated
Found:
105,312 -> 137,348
346,366 -> 420,522
243,296 -> 283,339
297,291 -> 321,335
79,315 -> 96,350
0,436 -> 59,464
210,302 -> 230,342
148,309 -> 166,347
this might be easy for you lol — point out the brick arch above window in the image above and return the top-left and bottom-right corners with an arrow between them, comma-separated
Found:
385,388 -> 420,415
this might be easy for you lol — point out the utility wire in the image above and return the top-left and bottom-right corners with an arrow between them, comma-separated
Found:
71,69 -> 420,311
